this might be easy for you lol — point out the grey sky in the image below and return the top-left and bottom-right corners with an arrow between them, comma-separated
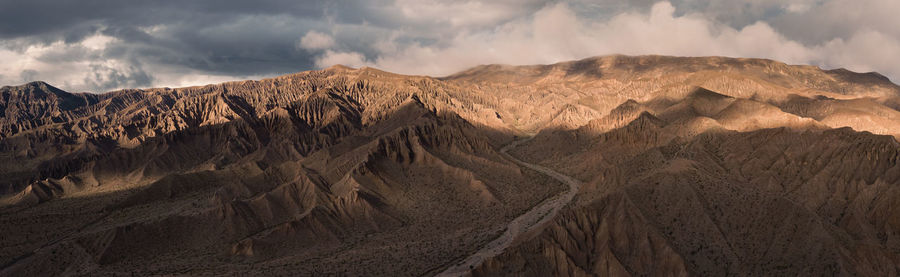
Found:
1,0 -> 898,92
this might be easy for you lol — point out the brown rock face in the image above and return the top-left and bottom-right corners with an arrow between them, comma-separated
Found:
1,55 -> 900,276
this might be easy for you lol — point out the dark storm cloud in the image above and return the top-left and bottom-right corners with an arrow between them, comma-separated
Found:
110,15 -> 317,75
0,0 -> 898,92
0,0 -> 560,91
0,0 -> 351,91
0,0 -> 326,40
0,0 -> 333,72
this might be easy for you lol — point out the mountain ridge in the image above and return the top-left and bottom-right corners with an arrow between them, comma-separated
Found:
1,55 -> 900,276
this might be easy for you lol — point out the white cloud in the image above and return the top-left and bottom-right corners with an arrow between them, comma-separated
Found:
817,30 -> 900,78
298,31 -> 336,50
772,0 -> 900,44
302,1 -> 900,83
314,50 -> 368,68
784,3 -> 812,13
0,33 -> 250,92
80,34 -> 117,51
0,40 -> 89,90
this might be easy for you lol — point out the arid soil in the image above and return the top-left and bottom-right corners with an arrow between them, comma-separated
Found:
438,136 -> 581,276
2,55 -> 900,276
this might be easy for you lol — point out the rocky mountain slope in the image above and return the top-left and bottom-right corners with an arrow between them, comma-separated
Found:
1,55 -> 899,276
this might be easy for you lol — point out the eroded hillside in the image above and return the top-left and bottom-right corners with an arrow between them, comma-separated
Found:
1,55 -> 899,276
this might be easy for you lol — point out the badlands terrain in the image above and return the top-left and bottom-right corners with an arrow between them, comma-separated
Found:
1,55 -> 900,276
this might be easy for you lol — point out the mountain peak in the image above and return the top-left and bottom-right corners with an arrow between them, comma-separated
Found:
3,81 -> 70,97
23,80 -> 50,87
688,87 -> 733,100
324,64 -> 354,71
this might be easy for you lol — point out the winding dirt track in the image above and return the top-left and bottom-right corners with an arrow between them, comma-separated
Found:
435,137 -> 582,277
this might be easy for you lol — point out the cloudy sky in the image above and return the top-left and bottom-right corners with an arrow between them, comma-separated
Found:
1,0 -> 898,92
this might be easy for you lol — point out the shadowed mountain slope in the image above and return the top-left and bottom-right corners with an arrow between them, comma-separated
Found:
2,55 -> 900,276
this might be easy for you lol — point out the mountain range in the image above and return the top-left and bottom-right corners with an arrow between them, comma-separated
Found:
1,55 -> 899,276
